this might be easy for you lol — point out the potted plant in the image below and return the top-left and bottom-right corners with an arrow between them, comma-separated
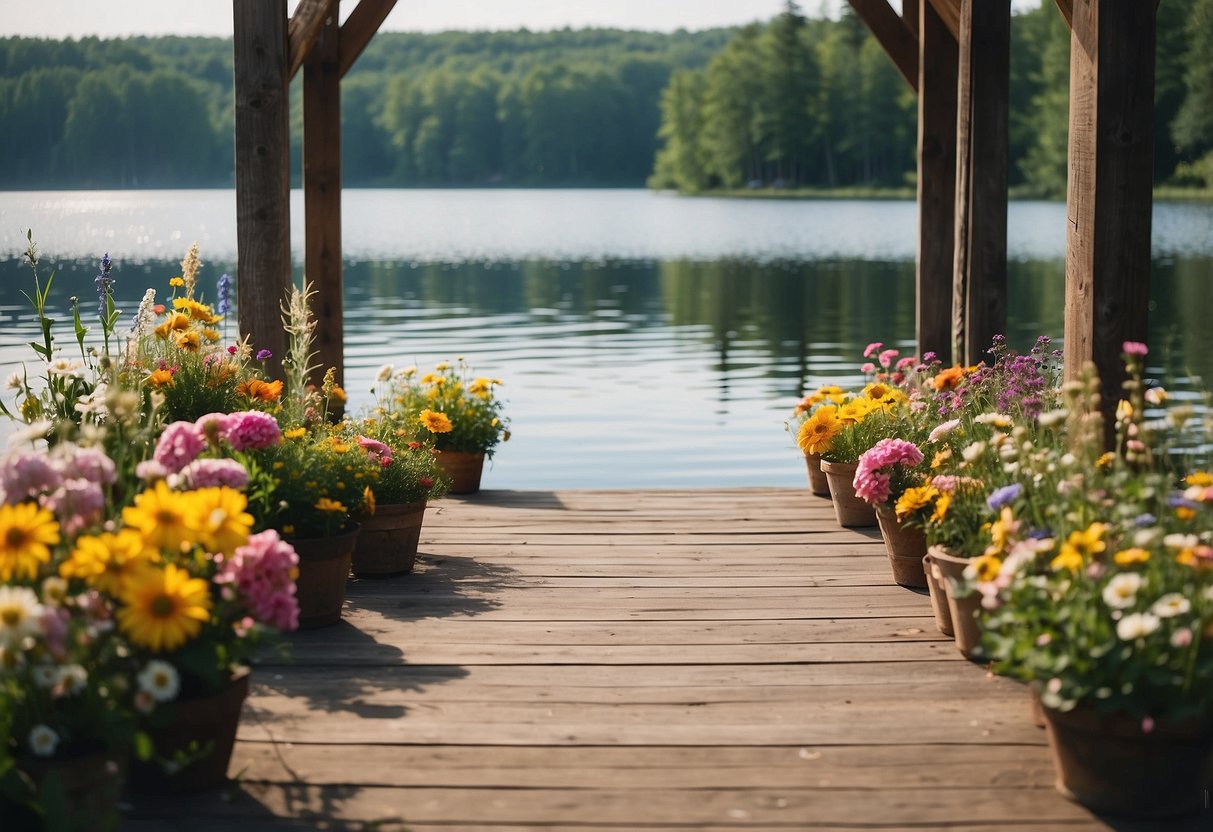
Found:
386,360 -> 509,494
786,384 -> 850,496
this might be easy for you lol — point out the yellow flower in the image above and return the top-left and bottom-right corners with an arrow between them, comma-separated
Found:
928,491 -> 951,524
1113,548 -> 1151,567
284,427 -> 307,440
1065,523 -> 1107,559
1176,506 -> 1197,522
315,497 -> 347,513
363,486 -> 376,516
837,398 -> 875,424
796,406 -> 842,456
0,503 -> 60,582
330,441 -> 351,454
970,554 -> 1002,583
1050,545 -> 1084,573
1186,471 -> 1213,487
60,529 -> 157,596
419,409 -> 454,434
147,368 -> 175,389
172,297 -> 221,324
122,481 -> 201,553
191,487 -> 253,555
202,328 -> 221,342
168,277 -> 185,287
931,448 -> 953,469
468,377 -> 492,397
118,563 -> 212,652
895,485 -> 938,519
1096,452 -> 1116,469
986,507 -> 1018,554
175,331 -> 202,352
420,373 -> 438,385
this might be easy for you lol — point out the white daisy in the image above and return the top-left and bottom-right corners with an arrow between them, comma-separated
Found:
28,724 -> 59,757
1117,612 -> 1161,641
1102,574 -> 1143,610
138,660 -> 181,703
57,664 -> 88,695
0,586 -> 44,648
32,664 -> 58,688
1151,593 -> 1191,619
375,364 -> 394,382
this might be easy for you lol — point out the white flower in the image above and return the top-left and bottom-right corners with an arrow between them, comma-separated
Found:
975,412 -> 1012,428
1151,593 -> 1191,619
46,358 -> 84,379
4,371 -> 22,390
1117,612 -> 1161,640
32,664 -> 58,688
375,364 -> 394,382
1038,409 -> 1068,428
0,586 -> 44,648
1144,386 -> 1167,406
57,664 -> 88,695
8,419 -> 53,447
138,660 -> 181,702
962,441 -> 987,462
1134,528 -> 1162,548
1102,574 -> 1143,609
1164,533 -> 1200,551
28,724 -> 59,757
928,419 -> 960,443
1060,453 -> 1076,467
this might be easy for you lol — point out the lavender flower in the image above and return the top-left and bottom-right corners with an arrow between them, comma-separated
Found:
95,252 -> 114,318
216,272 -> 232,316
986,483 -> 1022,511
256,349 -> 273,362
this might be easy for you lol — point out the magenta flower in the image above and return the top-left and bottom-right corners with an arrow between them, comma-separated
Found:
221,411 -> 281,451
214,529 -> 299,631
853,438 -> 924,505
1,453 -> 62,503
357,435 -> 392,464
863,342 -> 884,358
895,356 -> 917,371
178,458 -> 250,490
878,349 -> 899,369
1122,341 -> 1149,357
154,421 -> 207,473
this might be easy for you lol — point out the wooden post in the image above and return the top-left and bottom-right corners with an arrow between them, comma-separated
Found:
1061,0 -> 1155,443
233,0 -> 291,378
303,12 -> 344,387
951,0 -> 1009,365
846,0 -> 919,92
915,0 -> 957,365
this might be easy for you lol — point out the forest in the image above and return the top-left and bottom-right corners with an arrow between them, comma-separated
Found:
0,1 -> 1209,195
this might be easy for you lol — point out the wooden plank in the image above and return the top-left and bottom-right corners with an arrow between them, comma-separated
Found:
338,0 -> 398,78
302,12 -> 345,387
926,0 -> 961,39
845,0 -> 919,92
286,0 -> 338,79
1062,0 -> 1155,448
233,0 -> 291,378
915,0 -> 958,364
902,0 -> 919,40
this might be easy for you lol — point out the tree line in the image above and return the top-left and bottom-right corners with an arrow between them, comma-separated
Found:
0,2 -> 1210,194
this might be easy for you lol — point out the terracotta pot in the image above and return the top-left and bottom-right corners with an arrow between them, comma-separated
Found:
8,748 -> 126,827
922,550 -> 954,636
352,501 -> 427,577
1029,684 -> 1046,729
818,460 -> 877,528
928,546 -> 984,658
437,450 -> 485,494
1043,703 -> 1213,818
287,524 -> 359,629
128,669 -> 250,794
804,453 -> 831,497
875,506 -> 927,588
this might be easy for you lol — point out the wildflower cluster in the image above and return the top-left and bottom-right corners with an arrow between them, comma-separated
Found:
383,359 -> 510,457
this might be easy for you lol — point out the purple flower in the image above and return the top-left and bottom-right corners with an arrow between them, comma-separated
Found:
178,458 -> 249,490
153,421 -> 207,473
256,349 -> 273,362
216,272 -> 233,316
1133,513 -> 1157,527
2,453 -> 63,502
986,483 -> 1022,511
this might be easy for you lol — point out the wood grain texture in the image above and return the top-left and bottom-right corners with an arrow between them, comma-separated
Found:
233,0 -> 291,376
286,0 -> 338,79
338,0 -> 398,78
126,489 -> 1153,829
846,0 -> 919,92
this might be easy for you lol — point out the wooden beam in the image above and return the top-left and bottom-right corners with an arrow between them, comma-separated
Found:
234,0 -> 291,379
951,0 -> 1009,366
1063,0 -> 1156,447
303,12 -> 344,388
338,0 -> 398,79
1054,0 -> 1073,30
287,0 -> 339,80
925,0 -> 960,41
846,0 -> 919,93
902,0 -> 919,41
915,0 -> 958,365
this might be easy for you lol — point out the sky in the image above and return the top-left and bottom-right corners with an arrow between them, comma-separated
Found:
10,0 -> 1040,39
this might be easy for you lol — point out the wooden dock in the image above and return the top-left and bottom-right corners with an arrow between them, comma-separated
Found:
128,488 -> 1206,831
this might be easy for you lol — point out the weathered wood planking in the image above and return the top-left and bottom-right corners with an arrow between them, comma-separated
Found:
127,488 -> 1133,830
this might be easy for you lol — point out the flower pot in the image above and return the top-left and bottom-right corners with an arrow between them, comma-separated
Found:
1029,684 -> 1046,729
437,450 -> 485,494
288,524 -> 359,629
352,501 -> 427,577
922,550 -> 954,636
804,453 -> 830,497
128,669 -> 250,794
8,748 -> 126,827
818,460 -> 876,528
1043,703 -> 1213,818
928,546 -> 983,658
875,506 -> 927,588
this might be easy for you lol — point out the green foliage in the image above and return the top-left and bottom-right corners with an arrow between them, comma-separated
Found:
385,360 -> 510,457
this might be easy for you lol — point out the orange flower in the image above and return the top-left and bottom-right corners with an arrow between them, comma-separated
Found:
932,366 -> 966,391
175,331 -> 202,352
147,369 -> 174,388
237,378 -> 283,402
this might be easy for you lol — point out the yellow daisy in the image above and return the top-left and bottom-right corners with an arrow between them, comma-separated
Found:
122,481 -> 201,553
118,563 -> 212,652
190,487 -> 253,555
60,529 -> 157,596
0,503 -> 61,582
796,406 -> 842,456
419,409 -> 454,434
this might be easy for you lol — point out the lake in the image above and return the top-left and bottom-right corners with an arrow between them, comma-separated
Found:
2,189 -> 1212,488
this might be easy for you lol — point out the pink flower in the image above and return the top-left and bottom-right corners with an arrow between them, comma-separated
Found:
2,453 -> 62,503
878,349 -> 899,369
178,458 -> 249,490
135,460 -> 170,482
221,411 -> 281,451
1141,716 -> 1155,734
43,479 -> 106,536
154,421 -> 207,473
196,412 -> 230,443
214,530 -> 299,631
928,419 -> 961,443
861,362 -> 876,374
358,435 -> 392,468
895,356 -> 917,371
931,475 -> 958,493
853,439 -> 924,505
1171,628 -> 1193,648
65,447 -> 116,486
863,342 -> 884,358
1122,341 -> 1149,357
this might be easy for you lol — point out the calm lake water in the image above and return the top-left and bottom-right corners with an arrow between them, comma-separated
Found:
2,189 -> 1212,488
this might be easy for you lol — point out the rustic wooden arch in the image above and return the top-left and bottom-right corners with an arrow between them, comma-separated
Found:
234,0 -> 1156,432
